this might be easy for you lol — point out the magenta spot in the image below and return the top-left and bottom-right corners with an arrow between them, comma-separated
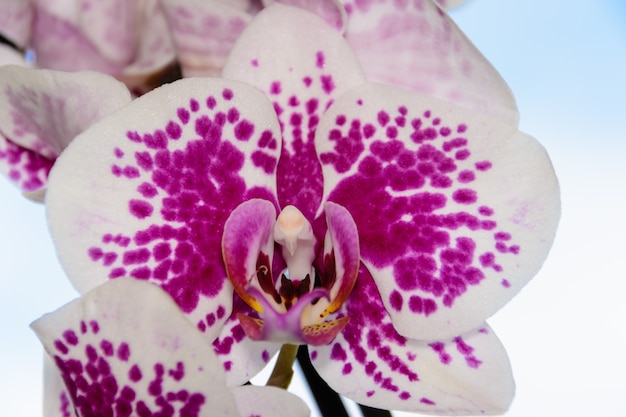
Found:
342,363 -> 352,375
166,121 -> 182,139
302,76 -> 312,87
420,397 -> 435,405
129,364 -> 142,382
330,343 -> 347,362
251,59 -> 258,67
320,75 -> 335,94
190,99 -> 199,112
128,200 -> 153,219
399,391 -> 411,400
117,343 -> 130,361
452,189 -> 477,204
389,290 -> 403,311
206,96 -> 217,109
234,119 -> 254,141
457,124 -> 467,133
177,108 -> 190,124
501,279 -> 511,288
114,148 -> 124,158
222,88 -> 233,100
316,51 -> 325,68
475,160 -> 492,171
270,81 -> 281,95
54,339 -> 69,354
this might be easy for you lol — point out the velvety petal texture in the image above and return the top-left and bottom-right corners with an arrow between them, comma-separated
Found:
316,83 -> 559,339
223,3 -> 367,220
231,385 -> 310,417
266,0 -> 347,32
0,66 -> 131,192
31,278 -> 241,416
341,0 -> 518,124
310,267 -> 514,413
46,77 -> 282,361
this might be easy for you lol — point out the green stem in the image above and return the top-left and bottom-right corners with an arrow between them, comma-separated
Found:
266,343 -> 299,389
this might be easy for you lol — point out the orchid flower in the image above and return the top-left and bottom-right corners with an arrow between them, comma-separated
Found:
45,3 -> 559,414
0,65 -> 131,201
0,0 -> 177,95
32,277 -> 310,417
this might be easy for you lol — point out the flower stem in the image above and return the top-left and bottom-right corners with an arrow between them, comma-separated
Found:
266,343 -> 299,389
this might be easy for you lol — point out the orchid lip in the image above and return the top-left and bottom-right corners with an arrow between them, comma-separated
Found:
222,199 -> 360,346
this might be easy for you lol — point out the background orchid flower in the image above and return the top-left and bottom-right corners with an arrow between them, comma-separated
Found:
32,277 -> 310,417
44,3 -> 559,415
0,0 -> 177,95
0,65 -> 131,201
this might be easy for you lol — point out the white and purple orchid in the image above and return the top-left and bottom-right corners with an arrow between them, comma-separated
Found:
35,2 -> 559,415
32,277 -> 310,417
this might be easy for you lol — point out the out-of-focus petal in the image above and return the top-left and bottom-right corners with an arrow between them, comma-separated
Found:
46,78 -> 282,344
223,3 -> 367,220
263,0 -> 347,32
341,0 -> 518,124
231,385 -> 310,417
160,0 -> 251,77
32,278 -> 241,416
435,0 -> 468,9
30,0 -> 175,83
316,83 -> 559,340
310,267 -> 514,413
118,0 -> 177,92
0,66 -> 131,192
0,0 -> 33,48
0,66 -> 131,157
0,131 -> 52,193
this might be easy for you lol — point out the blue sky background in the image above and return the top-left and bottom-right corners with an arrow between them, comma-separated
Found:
1,0 -> 625,416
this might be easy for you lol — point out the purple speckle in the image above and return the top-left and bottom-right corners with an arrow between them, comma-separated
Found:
234,120 -> 254,141
320,75 -> 335,94
316,51 -> 325,68
222,88 -> 233,100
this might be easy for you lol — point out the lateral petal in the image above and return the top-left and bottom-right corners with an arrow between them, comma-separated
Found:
46,78 -> 282,342
316,83 -> 559,339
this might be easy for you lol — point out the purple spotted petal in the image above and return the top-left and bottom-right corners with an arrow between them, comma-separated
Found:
0,66 -> 131,192
341,0 -> 518,124
310,267 -> 514,413
223,3 -> 367,220
31,278 -> 241,417
231,385 -> 310,417
316,83 -> 559,339
44,353 -> 74,417
0,0 -> 32,48
0,131 -> 53,193
160,0 -> 251,77
46,78 -> 282,344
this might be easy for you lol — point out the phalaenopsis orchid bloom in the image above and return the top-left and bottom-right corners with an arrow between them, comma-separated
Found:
39,2 -> 558,416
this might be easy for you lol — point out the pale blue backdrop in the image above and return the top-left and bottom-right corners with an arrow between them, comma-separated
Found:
1,0 -> 624,416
